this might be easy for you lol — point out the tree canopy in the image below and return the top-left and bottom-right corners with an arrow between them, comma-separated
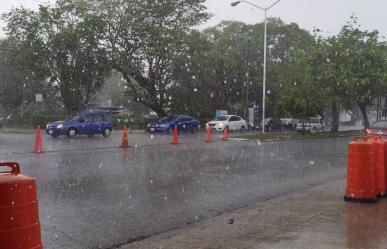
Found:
1,1 -> 386,131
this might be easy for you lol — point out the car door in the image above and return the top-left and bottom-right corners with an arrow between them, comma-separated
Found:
174,116 -> 183,131
177,117 -> 189,131
228,116 -> 239,130
78,114 -> 94,134
92,114 -> 104,134
184,117 -> 195,131
234,116 -> 243,130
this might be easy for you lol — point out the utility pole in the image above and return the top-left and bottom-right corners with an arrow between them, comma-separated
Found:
231,0 -> 282,133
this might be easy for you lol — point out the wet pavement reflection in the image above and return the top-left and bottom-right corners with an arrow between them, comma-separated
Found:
0,133 -> 350,249
346,201 -> 387,249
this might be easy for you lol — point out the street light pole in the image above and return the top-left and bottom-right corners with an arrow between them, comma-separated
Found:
231,0 -> 282,134
262,9 -> 267,134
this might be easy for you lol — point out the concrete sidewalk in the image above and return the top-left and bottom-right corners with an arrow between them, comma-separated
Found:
120,178 -> 387,249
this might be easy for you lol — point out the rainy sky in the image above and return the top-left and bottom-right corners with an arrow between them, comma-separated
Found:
0,0 -> 387,37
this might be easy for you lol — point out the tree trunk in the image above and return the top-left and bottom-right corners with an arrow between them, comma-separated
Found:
152,105 -> 167,118
331,104 -> 339,133
359,103 -> 369,129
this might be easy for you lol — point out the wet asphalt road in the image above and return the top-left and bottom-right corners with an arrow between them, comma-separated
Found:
0,131 -> 350,249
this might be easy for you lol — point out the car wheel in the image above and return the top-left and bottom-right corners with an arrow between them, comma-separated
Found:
102,128 -> 111,137
192,125 -> 199,134
67,128 -> 77,138
240,126 -> 246,133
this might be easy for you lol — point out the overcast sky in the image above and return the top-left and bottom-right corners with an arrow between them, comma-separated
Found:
1,0 -> 386,38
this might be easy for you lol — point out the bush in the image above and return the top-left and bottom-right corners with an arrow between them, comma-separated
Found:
112,115 -> 155,130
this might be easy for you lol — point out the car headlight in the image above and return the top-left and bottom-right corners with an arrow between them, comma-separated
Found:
218,123 -> 224,127
147,123 -> 151,127
56,124 -> 64,129
46,124 -> 49,129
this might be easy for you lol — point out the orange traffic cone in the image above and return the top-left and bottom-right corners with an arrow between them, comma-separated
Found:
171,125 -> 179,145
223,126 -> 229,141
34,125 -> 44,153
206,125 -> 213,143
121,125 -> 129,148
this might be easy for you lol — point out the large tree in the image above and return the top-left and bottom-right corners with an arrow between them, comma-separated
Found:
4,0 -> 110,115
169,19 -> 314,120
335,18 -> 387,128
300,17 -> 387,131
0,38 -> 50,112
99,0 -> 209,117
275,45 -> 328,128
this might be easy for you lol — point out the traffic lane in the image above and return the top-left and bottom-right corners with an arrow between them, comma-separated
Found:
0,129 -> 248,155
0,137 -> 350,249
0,128 -> 355,156
0,131 -> 217,155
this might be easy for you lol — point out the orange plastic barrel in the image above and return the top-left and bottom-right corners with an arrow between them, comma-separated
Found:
383,138 -> 387,193
366,136 -> 386,197
344,137 -> 377,203
0,162 -> 43,249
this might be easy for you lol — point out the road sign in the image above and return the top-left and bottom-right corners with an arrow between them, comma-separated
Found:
248,108 -> 254,126
216,110 -> 227,117
35,94 -> 43,103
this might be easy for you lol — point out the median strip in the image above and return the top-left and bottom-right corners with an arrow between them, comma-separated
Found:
232,130 -> 365,142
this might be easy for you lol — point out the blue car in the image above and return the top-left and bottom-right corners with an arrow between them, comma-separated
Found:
46,112 -> 113,138
147,115 -> 200,133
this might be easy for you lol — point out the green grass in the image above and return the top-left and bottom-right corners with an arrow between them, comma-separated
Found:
233,130 -> 365,142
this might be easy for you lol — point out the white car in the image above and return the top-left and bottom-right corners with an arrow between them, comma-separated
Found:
296,118 -> 324,132
207,115 -> 248,132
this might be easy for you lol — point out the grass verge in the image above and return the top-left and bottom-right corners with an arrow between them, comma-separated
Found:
233,130 -> 365,142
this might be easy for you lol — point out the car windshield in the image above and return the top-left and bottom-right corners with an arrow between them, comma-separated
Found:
161,116 -> 178,122
69,115 -> 80,121
371,121 -> 387,128
214,116 -> 229,121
